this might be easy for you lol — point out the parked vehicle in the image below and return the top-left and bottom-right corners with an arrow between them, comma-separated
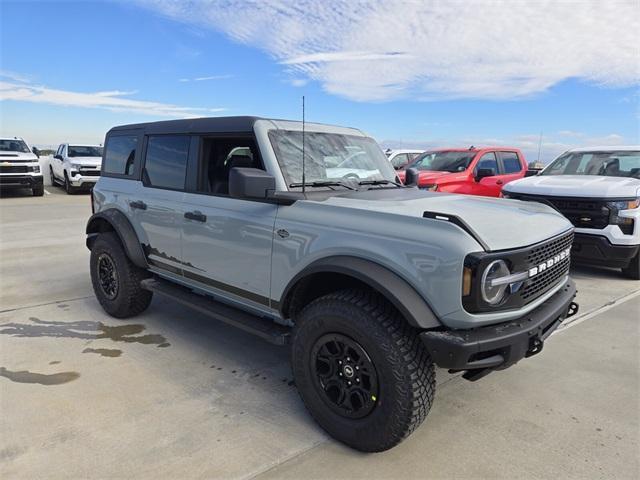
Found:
502,146 -> 640,279
51,143 -> 103,193
397,147 -> 528,197
86,117 -> 578,452
0,137 -> 44,196
386,149 -> 424,170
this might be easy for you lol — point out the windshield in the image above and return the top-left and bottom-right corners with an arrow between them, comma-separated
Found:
0,139 -> 30,153
68,146 -> 103,157
409,151 -> 476,172
542,150 -> 640,178
268,130 -> 396,187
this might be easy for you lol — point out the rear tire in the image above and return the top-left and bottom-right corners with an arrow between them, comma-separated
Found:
90,232 -> 153,318
291,289 -> 435,452
622,250 -> 640,280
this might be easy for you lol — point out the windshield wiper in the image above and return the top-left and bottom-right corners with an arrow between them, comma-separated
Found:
357,179 -> 404,187
289,180 -> 356,190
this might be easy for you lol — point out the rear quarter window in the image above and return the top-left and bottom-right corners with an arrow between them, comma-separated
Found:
103,135 -> 139,176
501,152 -> 523,173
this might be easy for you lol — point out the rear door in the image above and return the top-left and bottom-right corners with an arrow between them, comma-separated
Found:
129,134 -> 189,275
497,151 -> 526,188
180,134 -> 277,311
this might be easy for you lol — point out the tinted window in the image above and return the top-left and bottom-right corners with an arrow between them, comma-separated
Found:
0,139 -> 30,153
501,152 -> 522,173
68,145 -> 103,157
143,135 -> 190,190
104,135 -> 138,176
198,137 -> 260,194
476,152 -> 498,173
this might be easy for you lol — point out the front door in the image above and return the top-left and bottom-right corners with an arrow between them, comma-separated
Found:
474,151 -> 503,197
181,135 -> 277,309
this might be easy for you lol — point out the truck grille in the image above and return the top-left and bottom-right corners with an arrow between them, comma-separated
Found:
509,194 -> 610,229
0,165 -> 30,173
520,232 -> 573,301
80,170 -> 100,177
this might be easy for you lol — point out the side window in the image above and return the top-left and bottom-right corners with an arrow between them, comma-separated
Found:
391,153 -> 408,168
142,135 -> 190,190
476,152 -> 498,173
197,136 -> 262,195
501,151 -> 522,173
104,135 -> 138,176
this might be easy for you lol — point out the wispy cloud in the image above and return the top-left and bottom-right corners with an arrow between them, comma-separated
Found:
137,0 -> 640,102
178,74 -> 234,82
0,73 -> 225,117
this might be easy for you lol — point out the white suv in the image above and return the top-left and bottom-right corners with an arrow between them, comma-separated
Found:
51,143 -> 103,193
502,146 -> 640,279
0,137 -> 44,196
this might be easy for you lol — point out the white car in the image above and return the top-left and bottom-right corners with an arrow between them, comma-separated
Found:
385,149 -> 424,170
502,146 -> 640,279
51,143 -> 103,193
0,137 -> 44,196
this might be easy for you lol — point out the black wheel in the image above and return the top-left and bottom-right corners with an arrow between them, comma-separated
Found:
64,172 -> 75,194
291,289 -> 436,452
622,250 -> 640,280
90,232 -> 153,318
49,166 -> 58,186
32,184 -> 44,196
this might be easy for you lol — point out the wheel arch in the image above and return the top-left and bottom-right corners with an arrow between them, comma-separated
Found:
86,209 -> 148,269
278,256 -> 441,329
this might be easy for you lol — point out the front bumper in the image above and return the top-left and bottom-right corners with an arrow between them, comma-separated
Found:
571,233 -> 639,268
421,279 -> 577,380
0,174 -> 43,189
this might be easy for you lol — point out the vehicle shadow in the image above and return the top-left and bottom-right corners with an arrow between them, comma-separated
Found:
570,263 -> 626,281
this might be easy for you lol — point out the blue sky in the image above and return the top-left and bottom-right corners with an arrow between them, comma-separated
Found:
1,0 -> 638,162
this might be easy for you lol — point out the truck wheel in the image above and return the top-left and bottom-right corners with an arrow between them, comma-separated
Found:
49,166 -> 58,186
32,184 -> 44,196
64,172 -> 75,194
90,232 -> 153,318
622,250 -> 640,280
291,289 -> 436,452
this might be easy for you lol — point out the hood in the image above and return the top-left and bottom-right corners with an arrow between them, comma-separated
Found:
320,188 -> 571,251
68,156 -> 102,166
0,151 -> 39,162
503,175 -> 640,198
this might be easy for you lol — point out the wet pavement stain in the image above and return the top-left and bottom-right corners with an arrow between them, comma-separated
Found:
1,318 -> 170,347
0,367 -> 80,385
49,361 -> 61,365
82,348 -> 122,358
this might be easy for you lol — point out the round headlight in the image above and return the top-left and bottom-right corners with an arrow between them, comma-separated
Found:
481,259 -> 510,305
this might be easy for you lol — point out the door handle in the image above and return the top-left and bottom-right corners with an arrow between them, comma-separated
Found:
184,210 -> 207,222
129,200 -> 147,210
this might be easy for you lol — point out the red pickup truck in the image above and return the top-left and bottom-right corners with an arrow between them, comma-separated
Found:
397,147 -> 528,197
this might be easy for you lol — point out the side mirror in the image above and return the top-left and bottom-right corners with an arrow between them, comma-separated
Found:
32,147 -> 40,158
54,154 -> 62,160
229,167 -> 275,199
404,167 -> 419,187
524,170 -> 539,177
475,168 -> 496,182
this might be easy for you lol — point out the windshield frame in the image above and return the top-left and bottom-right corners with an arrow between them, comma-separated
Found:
541,150 -> 640,178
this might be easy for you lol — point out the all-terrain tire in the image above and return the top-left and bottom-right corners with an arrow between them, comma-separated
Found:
90,232 -> 153,318
64,172 -> 75,194
622,250 -> 640,280
291,289 -> 436,452
32,184 -> 44,196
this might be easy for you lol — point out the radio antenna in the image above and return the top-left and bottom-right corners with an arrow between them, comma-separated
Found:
302,95 -> 306,195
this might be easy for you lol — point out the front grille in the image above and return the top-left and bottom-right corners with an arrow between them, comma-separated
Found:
510,194 -> 610,229
520,232 -> 573,302
0,165 -> 30,173
80,170 -> 100,177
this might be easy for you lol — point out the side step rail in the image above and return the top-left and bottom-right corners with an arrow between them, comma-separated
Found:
141,278 -> 290,346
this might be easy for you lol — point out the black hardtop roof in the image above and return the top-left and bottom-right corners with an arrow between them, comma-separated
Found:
108,116 -> 266,135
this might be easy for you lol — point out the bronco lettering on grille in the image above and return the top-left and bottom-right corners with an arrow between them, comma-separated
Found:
528,247 -> 571,278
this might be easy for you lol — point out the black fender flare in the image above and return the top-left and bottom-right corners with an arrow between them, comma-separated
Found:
279,256 -> 442,329
86,209 -> 148,269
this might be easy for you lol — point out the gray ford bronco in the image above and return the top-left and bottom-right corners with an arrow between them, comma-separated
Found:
86,117 -> 578,452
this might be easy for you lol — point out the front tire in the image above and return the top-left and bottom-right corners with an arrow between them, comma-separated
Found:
291,289 -> 435,452
64,172 -> 75,194
622,250 -> 640,280
90,232 -> 153,318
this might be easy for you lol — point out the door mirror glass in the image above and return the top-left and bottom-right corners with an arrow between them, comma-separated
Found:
229,167 -> 275,199
475,168 -> 496,181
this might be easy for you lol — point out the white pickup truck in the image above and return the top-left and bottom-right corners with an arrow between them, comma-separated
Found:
51,143 -> 103,193
502,146 -> 640,279
0,137 -> 44,196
